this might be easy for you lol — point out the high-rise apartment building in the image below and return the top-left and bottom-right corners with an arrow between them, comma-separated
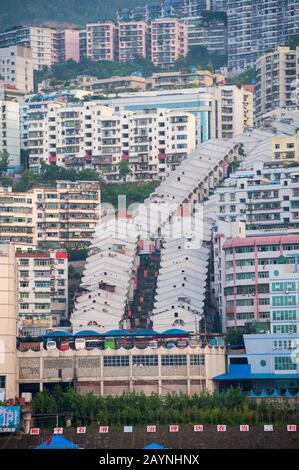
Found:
216,85 -> 253,139
0,181 -> 101,248
0,244 -> 17,401
21,100 -> 196,180
255,46 -> 299,124
216,233 -> 299,331
186,11 -> 227,56
213,161 -> 299,332
79,29 -> 87,59
227,0 -> 299,71
16,248 -> 68,337
86,22 -> 117,61
0,25 -> 80,69
0,46 -> 33,93
215,165 -> 299,236
0,26 -> 56,69
118,21 -> 149,63
151,18 -> 188,68
0,99 -> 20,171
54,29 -> 80,63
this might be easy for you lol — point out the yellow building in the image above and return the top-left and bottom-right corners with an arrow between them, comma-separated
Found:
272,132 -> 299,163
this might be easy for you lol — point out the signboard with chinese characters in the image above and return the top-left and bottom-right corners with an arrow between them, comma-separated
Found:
0,406 -> 21,433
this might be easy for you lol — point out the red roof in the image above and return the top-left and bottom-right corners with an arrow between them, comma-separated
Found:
223,234 -> 299,250
242,84 -> 255,92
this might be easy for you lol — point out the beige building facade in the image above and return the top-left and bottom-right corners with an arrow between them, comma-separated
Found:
86,22 -> 117,61
0,99 -> 21,171
118,21 -> 149,63
255,46 -> 299,123
0,244 -> 17,401
0,45 -> 34,93
272,131 -> 299,164
0,181 -> 101,248
18,344 -> 226,396
216,85 -> 254,139
16,249 -> 68,337
151,18 -> 188,68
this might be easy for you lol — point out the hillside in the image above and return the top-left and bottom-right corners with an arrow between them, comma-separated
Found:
0,0 -> 143,31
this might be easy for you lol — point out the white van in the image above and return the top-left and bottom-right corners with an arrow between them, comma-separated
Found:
148,340 -> 158,349
46,340 -> 57,351
75,338 -> 86,350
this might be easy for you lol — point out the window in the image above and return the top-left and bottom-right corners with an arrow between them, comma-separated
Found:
133,356 -> 158,366
190,355 -> 205,366
19,259 -> 29,266
272,310 -> 296,321
275,356 -> 296,371
103,356 -> 129,367
0,376 -> 5,389
20,292 -> 29,299
161,355 -> 187,366
20,304 -> 29,310
272,282 -> 296,292
272,296 -> 296,307
273,325 -> 297,334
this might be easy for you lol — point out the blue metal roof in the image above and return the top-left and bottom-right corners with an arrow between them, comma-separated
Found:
129,329 -> 160,336
74,330 -> 102,337
105,329 -> 131,337
214,364 -> 299,381
44,331 -> 72,338
161,328 -> 189,336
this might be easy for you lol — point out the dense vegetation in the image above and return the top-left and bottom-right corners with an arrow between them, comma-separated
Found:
31,387 -> 299,428
35,46 -> 227,88
35,57 -> 159,86
227,67 -> 256,86
0,0 -> 142,31
289,34 -> 299,50
1,157 -> 158,208
175,46 -> 227,71
3,163 -> 102,192
101,181 -> 159,208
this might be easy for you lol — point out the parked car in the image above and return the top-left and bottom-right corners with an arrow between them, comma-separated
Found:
148,340 -> 159,349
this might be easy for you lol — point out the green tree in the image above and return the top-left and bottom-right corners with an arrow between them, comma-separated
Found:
13,170 -> 38,192
118,160 -> 132,181
0,150 -> 10,174
227,67 -> 256,86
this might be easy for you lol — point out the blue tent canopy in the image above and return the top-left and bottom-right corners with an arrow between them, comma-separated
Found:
143,442 -> 166,449
36,435 -> 79,449
74,330 -> 102,337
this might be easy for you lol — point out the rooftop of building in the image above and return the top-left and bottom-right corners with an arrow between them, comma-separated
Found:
223,234 -> 299,249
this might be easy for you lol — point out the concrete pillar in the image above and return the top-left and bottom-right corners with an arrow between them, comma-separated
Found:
22,408 -> 32,434
158,355 -> 162,395
129,351 -> 133,393
187,351 -> 191,396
